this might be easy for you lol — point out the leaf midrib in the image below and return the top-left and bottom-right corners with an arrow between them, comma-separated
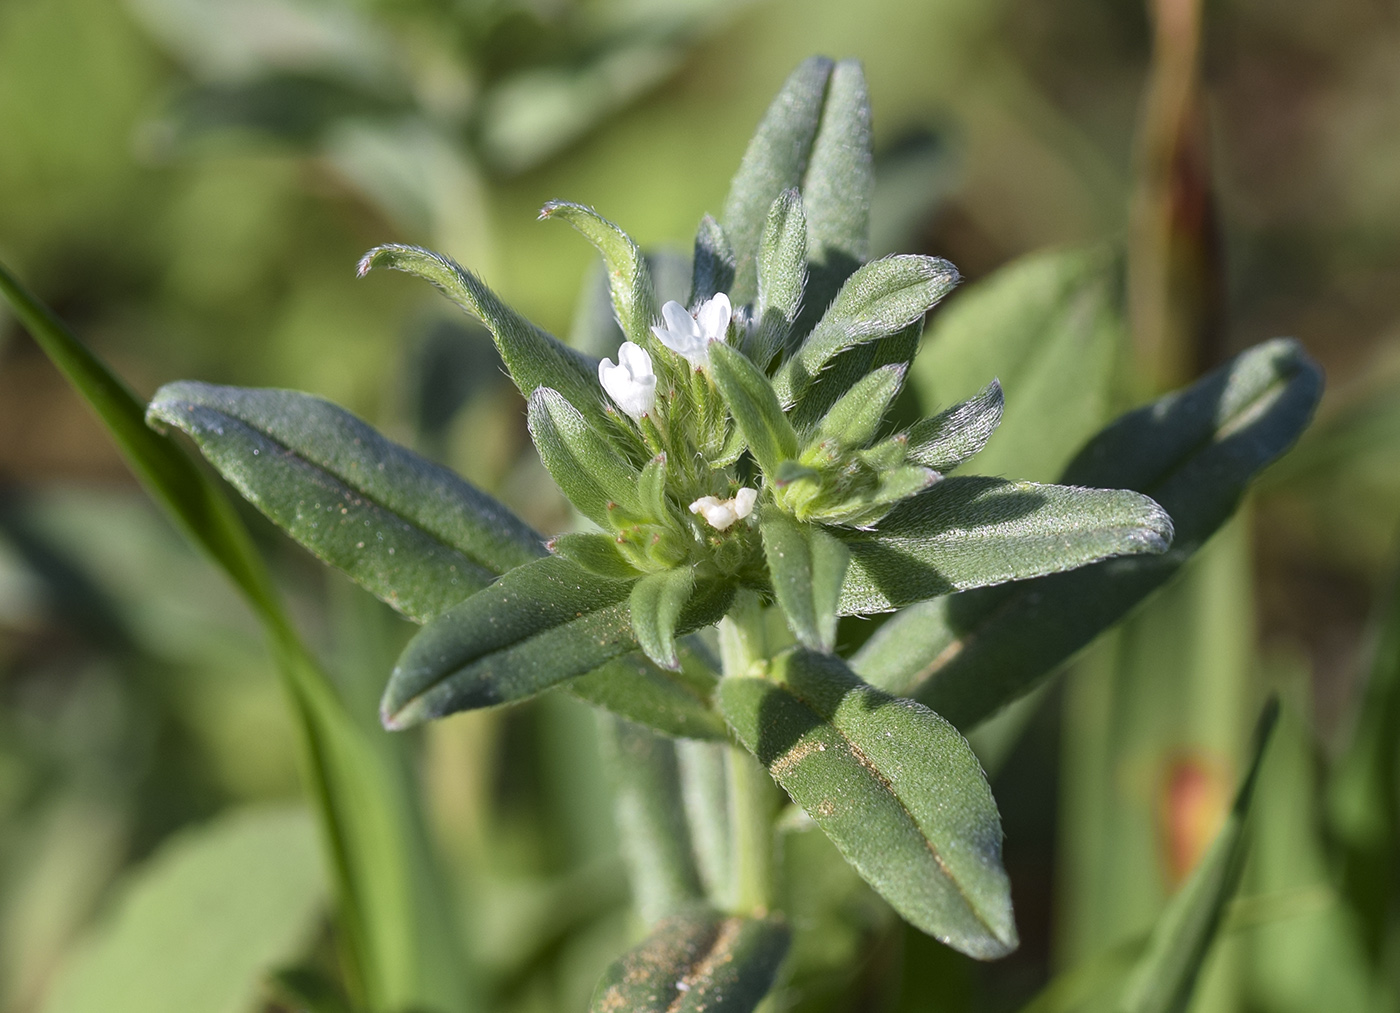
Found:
177,399 -> 537,595
903,368 -> 1297,692
774,678 -> 1002,940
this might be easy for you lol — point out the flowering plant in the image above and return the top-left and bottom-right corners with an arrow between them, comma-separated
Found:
2,55 -> 1321,1013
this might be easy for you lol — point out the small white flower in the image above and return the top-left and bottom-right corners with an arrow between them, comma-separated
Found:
652,293 -> 732,368
689,486 -> 757,531
598,341 -> 656,421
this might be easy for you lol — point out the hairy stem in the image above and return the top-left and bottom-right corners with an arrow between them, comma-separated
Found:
718,590 -> 785,915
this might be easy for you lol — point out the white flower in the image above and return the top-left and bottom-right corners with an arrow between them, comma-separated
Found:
689,486 -> 758,531
652,293 -> 732,368
598,341 -> 656,421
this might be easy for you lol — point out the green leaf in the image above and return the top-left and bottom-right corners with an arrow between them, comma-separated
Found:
40,806 -> 325,1013
527,387 -> 643,528
750,188 -> 807,367
811,364 -> 906,451
774,254 -> 958,412
630,566 -> 697,669
1116,699 -> 1279,1013
540,200 -> 657,348
909,247 -> 1122,482
589,909 -> 790,1013
905,380 -> 1004,471
855,339 -> 1322,728
382,556 -> 633,728
836,476 -> 1173,614
760,511 -> 849,652
148,381 -> 545,623
598,716 -> 705,923
358,244 -> 609,432
571,647 -> 727,741
382,556 -> 733,728
1,262 -> 470,1011
720,649 -> 1016,959
547,532 -> 640,579
692,214 -> 736,306
799,58 -> 874,328
639,453 -> 670,520
709,342 -> 799,477
721,56 -> 833,305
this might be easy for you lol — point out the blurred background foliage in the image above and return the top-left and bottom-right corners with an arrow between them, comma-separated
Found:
1,0 -> 1399,1010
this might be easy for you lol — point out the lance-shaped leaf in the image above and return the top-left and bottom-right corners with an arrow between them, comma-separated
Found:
710,343 -> 799,477
540,201 -> 657,349
382,557 -> 732,728
720,650 -> 1016,959
773,254 -> 958,411
598,716 -> 705,923
358,244 -> 609,432
527,387 -> 643,528
836,477 -> 1173,614
810,364 -> 906,451
630,566 -> 697,670
854,339 -> 1322,728
799,58 -> 874,329
905,380 -> 1004,471
571,647 -> 726,741
722,56 -> 833,304
590,909 -> 790,1013
760,511 -> 848,652
382,556 -> 633,728
1117,699 -> 1279,1013
750,189 -> 807,366
148,382 -> 545,623
691,214 -> 736,306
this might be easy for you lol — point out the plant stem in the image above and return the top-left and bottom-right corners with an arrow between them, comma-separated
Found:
718,590 -> 782,915
727,745 -> 777,914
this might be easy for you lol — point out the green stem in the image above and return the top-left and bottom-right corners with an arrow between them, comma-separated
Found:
718,591 -> 783,915
727,745 -> 777,914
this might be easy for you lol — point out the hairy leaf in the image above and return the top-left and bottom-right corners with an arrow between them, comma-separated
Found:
630,566 -> 697,670
358,244 -> 609,431
774,254 -> 958,411
837,477 -> 1173,614
527,387 -> 643,528
812,364 -> 906,450
148,382 -> 545,623
571,647 -> 726,741
692,214 -> 736,306
905,380 -> 1004,471
382,557 -> 732,728
590,909 -> 790,1013
750,189 -> 807,366
710,343 -> 799,477
721,56 -> 833,305
760,511 -> 849,652
547,532 -> 639,579
1117,700 -> 1279,1013
855,339 -> 1322,728
720,650 -> 1016,959
799,58 -> 874,328
540,201 -> 657,348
